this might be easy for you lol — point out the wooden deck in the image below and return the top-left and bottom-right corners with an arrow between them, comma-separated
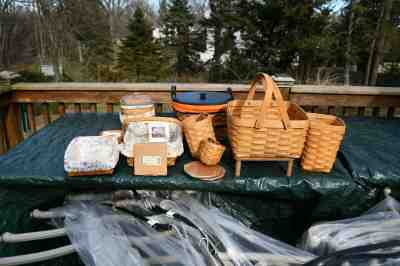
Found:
0,82 -> 399,154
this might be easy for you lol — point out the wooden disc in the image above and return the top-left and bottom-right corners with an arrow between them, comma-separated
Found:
184,161 -> 225,180
199,167 -> 226,182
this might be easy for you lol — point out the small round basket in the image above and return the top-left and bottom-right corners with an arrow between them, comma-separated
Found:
199,138 -> 226,166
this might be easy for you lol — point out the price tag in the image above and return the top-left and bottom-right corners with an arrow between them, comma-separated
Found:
142,156 -> 162,166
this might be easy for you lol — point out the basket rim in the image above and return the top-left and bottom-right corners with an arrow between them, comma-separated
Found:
122,116 -> 182,127
227,103 -> 309,129
307,113 -> 346,129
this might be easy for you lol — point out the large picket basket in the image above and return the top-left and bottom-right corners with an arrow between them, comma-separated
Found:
301,113 -> 346,173
227,73 -> 309,160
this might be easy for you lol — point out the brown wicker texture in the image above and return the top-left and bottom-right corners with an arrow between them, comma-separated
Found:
301,113 -> 346,173
120,105 -> 155,124
227,73 -> 309,159
121,106 -> 154,115
176,112 -> 226,141
182,114 -> 216,158
68,169 -> 114,177
199,138 -> 226,166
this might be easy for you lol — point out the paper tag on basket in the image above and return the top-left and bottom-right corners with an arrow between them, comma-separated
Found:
142,155 -> 162,166
148,123 -> 170,143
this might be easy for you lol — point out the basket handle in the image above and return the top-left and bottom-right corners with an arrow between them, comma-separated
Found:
246,73 -> 290,129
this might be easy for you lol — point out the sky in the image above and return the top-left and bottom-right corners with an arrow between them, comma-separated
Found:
148,0 -> 347,12
332,0 -> 346,12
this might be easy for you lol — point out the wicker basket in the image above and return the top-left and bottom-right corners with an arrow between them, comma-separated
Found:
121,117 -> 183,167
176,112 -> 226,141
227,73 -> 309,159
182,114 -> 216,158
199,138 -> 226,166
127,157 -> 177,167
120,95 -> 155,125
68,169 -> 114,177
301,113 -> 346,173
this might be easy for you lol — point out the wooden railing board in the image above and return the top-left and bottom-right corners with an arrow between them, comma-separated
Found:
12,82 -> 293,91
289,93 -> 400,108
27,103 -> 36,132
4,103 -> 23,149
0,121 -> 6,154
11,89 -> 285,104
292,85 -> 400,95
106,103 -> 113,113
43,103 -> 52,124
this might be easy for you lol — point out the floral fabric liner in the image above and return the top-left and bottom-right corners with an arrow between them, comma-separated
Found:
64,136 -> 120,173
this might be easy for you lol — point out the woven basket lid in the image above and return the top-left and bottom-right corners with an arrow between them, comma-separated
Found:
120,94 -> 153,106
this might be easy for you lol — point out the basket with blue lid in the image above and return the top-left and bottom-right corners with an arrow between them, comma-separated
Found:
170,86 -> 233,140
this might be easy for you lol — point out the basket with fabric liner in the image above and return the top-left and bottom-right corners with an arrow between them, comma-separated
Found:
64,136 -> 120,177
120,117 -> 184,167
227,73 -> 309,161
301,113 -> 346,173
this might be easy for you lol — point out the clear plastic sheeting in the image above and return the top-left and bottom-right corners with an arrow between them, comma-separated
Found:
304,240 -> 400,266
300,196 -> 400,256
52,201 -> 215,266
160,196 -> 316,266
60,202 -> 145,266
48,191 -> 317,266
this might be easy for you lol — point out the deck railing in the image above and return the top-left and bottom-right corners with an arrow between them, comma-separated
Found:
0,82 -> 399,154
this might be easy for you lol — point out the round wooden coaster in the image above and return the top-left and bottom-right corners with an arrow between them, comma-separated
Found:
200,168 -> 225,182
184,161 -> 225,180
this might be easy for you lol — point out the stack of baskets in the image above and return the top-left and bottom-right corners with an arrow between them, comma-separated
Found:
120,95 -> 155,125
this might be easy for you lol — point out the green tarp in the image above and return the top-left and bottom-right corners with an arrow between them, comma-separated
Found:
0,113 -> 370,196
0,113 -> 398,261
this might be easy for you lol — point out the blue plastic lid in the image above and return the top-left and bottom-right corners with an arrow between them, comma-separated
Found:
171,87 -> 233,105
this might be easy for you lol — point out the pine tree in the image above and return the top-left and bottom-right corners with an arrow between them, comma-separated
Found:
162,0 -> 203,78
118,7 -> 165,81
203,0 -> 236,82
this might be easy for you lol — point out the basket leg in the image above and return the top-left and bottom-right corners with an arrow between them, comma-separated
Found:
287,160 -> 294,177
235,160 -> 241,177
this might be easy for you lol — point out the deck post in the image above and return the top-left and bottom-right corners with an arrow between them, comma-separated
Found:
4,102 -> 23,149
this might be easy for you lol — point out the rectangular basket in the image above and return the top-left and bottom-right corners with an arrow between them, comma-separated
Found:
301,113 -> 346,173
227,73 -> 309,159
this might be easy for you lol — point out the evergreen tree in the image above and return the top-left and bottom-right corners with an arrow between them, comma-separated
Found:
162,0 -> 203,78
203,0 -> 236,81
118,7 -> 166,81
